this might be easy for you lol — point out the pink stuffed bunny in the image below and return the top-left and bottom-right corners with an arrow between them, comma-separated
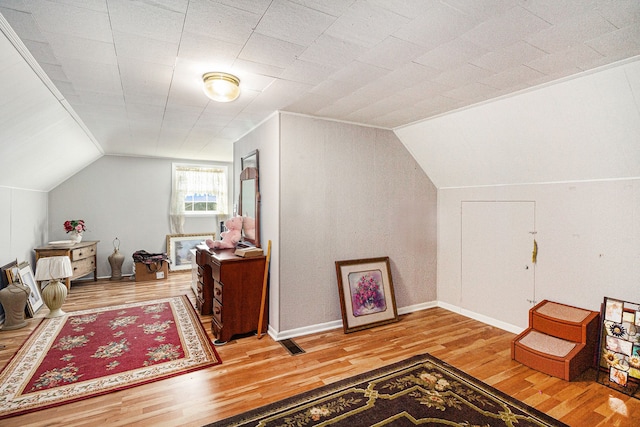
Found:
206,216 -> 243,249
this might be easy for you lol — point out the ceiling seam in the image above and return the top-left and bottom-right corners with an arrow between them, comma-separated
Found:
163,1 -> 193,154
105,1 -> 132,148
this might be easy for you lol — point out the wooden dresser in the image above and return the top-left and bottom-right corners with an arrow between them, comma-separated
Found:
34,241 -> 99,290
196,247 -> 266,344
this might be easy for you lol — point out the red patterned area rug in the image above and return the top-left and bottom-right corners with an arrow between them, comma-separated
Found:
206,353 -> 568,427
0,295 -> 220,420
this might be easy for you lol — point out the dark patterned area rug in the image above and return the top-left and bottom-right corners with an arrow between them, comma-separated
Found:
206,353 -> 567,427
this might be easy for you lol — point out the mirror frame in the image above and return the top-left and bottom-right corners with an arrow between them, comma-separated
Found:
238,166 -> 260,248
241,149 -> 259,171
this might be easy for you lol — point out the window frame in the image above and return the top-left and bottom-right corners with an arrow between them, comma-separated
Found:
171,162 -> 230,217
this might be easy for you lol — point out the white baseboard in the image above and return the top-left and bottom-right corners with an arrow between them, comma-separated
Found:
271,301 -> 439,341
437,301 -> 524,335
270,319 -> 343,341
270,300 -> 524,341
398,301 -> 438,315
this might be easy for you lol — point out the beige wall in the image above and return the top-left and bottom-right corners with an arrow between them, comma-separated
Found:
277,114 -> 437,333
233,114 -> 281,332
0,186 -> 48,268
48,156 -> 230,278
0,186 -> 48,323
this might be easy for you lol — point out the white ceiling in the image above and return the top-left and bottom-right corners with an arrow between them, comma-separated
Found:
1,0 -> 639,164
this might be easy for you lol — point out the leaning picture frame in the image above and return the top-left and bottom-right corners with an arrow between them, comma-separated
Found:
1,259 -> 18,289
335,257 -> 399,334
17,262 -> 44,316
166,233 -> 215,271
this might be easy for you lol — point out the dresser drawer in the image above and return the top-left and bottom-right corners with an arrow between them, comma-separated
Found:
213,281 -> 223,303
71,245 -> 96,261
210,261 -> 221,282
71,257 -> 95,278
34,241 -> 99,290
213,299 -> 223,326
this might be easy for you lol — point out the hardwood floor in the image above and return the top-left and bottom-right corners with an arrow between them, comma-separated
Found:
1,273 -> 638,426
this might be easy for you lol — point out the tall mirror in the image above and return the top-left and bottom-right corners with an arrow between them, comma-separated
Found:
239,150 -> 260,248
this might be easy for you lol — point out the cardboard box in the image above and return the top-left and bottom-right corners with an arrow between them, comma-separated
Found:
135,261 -> 168,282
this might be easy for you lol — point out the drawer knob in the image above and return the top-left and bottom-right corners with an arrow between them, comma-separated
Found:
215,288 -> 221,296
214,307 -> 221,315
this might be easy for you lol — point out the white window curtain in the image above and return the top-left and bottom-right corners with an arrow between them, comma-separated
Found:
170,165 -> 228,234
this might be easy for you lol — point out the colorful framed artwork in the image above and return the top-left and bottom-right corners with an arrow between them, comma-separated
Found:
17,261 -> 43,316
605,298 -> 624,323
166,233 -> 215,271
335,257 -> 399,334
597,297 -> 640,399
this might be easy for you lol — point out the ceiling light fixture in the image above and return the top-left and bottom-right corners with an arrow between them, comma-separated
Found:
202,72 -> 241,102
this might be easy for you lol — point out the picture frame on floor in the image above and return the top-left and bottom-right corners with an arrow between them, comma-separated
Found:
17,261 -> 43,316
335,256 -> 399,334
1,259 -> 18,288
166,233 -> 215,271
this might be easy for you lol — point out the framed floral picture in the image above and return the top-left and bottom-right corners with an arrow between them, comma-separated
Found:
335,257 -> 399,334
166,233 -> 215,271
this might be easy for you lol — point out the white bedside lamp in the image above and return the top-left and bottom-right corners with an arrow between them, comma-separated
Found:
35,256 -> 73,318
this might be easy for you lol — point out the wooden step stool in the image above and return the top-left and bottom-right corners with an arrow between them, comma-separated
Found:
511,300 -> 600,381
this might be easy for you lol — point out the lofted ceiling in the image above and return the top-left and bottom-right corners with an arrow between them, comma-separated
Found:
0,0 -> 639,174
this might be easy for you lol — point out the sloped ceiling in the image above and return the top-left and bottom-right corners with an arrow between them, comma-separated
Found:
0,23 -> 102,192
396,58 -> 640,188
0,1 -> 639,191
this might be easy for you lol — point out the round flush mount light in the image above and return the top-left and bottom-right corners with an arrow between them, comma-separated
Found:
202,72 -> 241,102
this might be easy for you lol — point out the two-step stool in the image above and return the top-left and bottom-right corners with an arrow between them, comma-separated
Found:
511,300 -> 600,381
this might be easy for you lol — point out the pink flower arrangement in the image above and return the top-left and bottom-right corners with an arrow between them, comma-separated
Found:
351,273 -> 386,315
64,219 -> 86,234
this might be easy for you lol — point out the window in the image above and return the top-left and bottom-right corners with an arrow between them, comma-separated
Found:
184,192 -> 218,213
171,163 -> 229,216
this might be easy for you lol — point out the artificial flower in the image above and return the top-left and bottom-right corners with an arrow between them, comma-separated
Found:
629,355 -> 640,369
64,219 -> 86,234
603,350 -> 619,367
351,273 -> 386,314
609,323 -> 626,337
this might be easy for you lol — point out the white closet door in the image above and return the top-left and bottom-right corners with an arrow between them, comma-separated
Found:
461,201 -> 536,330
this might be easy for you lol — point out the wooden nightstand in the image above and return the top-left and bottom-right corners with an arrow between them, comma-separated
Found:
196,247 -> 266,344
34,241 -> 99,290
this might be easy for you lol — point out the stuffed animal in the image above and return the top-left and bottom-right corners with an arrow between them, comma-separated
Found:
206,216 -> 243,249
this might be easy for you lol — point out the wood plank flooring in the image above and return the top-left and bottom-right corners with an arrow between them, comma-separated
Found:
1,273 -> 638,426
